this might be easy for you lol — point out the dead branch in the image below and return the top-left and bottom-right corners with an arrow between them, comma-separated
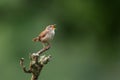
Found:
20,45 -> 51,80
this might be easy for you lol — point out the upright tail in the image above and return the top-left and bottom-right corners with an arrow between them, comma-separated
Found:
32,37 -> 40,42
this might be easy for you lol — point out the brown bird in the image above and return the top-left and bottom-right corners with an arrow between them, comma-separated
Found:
33,24 -> 56,47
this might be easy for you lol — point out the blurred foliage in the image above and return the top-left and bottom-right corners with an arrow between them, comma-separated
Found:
0,0 -> 120,80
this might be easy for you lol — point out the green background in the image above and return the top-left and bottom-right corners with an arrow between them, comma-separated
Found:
0,0 -> 120,80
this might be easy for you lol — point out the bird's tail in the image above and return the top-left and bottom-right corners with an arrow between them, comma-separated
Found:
32,37 -> 40,42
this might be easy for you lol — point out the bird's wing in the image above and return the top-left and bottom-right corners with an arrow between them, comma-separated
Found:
39,30 -> 49,38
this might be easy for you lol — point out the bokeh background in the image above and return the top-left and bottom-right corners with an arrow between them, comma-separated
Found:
0,0 -> 120,80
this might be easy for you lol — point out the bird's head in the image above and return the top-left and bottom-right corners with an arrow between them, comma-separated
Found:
46,24 -> 56,31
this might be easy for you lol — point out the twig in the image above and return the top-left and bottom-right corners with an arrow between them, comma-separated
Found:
20,45 -> 51,80
36,45 -> 50,56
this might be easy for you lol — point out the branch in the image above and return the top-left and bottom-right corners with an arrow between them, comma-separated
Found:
20,58 -> 31,73
36,45 -> 50,56
20,45 -> 51,80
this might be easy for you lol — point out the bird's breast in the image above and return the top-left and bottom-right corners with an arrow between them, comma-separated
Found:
40,30 -> 55,42
47,30 -> 55,40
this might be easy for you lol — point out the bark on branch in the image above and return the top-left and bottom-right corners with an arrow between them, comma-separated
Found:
20,45 -> 51,80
